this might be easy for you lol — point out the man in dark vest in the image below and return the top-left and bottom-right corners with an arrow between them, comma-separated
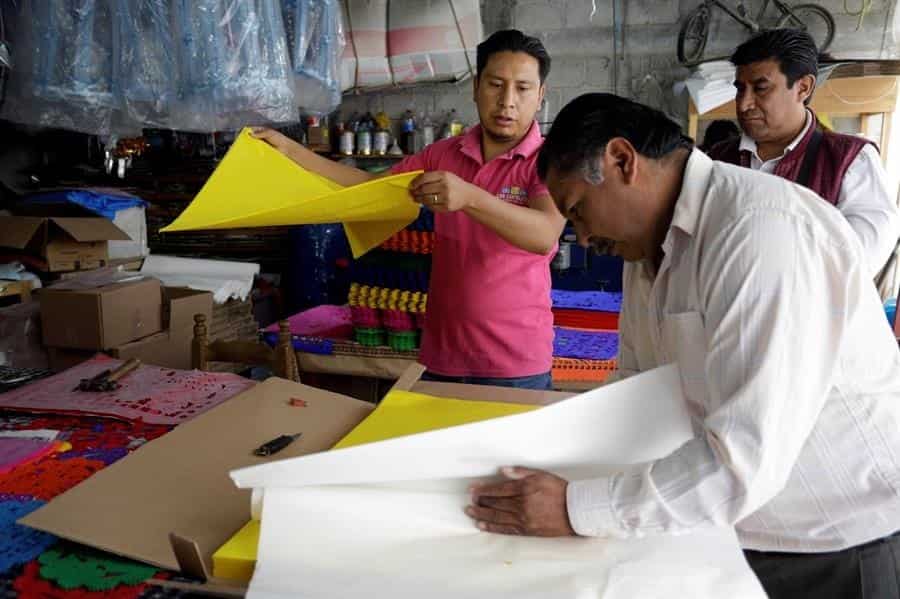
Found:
709,29 -> 899,277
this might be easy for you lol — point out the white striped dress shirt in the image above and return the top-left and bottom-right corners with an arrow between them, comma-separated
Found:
567,149 -> 900,552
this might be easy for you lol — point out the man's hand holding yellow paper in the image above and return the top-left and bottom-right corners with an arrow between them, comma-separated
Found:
160,128 -> 423,257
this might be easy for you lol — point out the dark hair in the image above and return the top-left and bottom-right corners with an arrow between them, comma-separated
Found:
476,29 -> 550,83
700,119 -> 740,152
537,93 -> 693,180
730,29 -> 818,89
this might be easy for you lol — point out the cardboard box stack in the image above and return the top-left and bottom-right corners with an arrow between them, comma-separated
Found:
40,275 -> 214,372
205,297 -> 261,373
0,216 -> 130,273
210,298 -> 258,343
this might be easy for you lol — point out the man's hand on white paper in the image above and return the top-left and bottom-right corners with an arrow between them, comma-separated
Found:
466,466 -> 576,537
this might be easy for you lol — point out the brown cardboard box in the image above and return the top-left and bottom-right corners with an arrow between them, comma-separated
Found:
20,365 -> 570,590
0,216 -> 130,272
111,287 -> 213,370
46,287 -> 214,371
41,277 -> 163,350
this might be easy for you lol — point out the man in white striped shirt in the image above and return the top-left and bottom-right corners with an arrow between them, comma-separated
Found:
465,93 -> 900,598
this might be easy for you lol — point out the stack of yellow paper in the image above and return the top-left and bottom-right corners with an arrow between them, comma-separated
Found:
211,391 -> 539,582
160,128 -> 423,257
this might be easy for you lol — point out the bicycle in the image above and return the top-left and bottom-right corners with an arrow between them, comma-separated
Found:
677,0 -> 835,66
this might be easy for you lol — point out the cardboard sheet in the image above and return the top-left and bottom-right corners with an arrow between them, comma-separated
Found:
159,128 -> 422,257
232,365 -> 766,599
19,378 -> 376,574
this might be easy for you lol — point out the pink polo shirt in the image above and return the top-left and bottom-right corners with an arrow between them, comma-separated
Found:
390,122 -> 555,378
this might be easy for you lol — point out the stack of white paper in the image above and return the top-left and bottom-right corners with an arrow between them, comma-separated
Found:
230,366 -> 766,599
684,60 -> 737,114
139,255 -> 259,303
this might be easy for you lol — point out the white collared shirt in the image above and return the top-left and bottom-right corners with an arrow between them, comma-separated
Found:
738,110 -> 900,276
567,150 -> 900,552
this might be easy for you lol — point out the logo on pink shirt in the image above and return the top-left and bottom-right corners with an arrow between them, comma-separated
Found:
498,186 -> 529,206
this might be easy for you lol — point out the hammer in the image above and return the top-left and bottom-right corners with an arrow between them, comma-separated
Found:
75,358 -> 141,392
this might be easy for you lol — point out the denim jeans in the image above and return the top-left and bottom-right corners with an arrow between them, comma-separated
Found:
420,370 -> 553,390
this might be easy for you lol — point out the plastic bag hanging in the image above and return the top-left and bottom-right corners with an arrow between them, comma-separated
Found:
1,0 -> 118,135
2,0 -> 322,134
172,0 -> 296,131
111,0 -> 178,132
283,0 -> 345,115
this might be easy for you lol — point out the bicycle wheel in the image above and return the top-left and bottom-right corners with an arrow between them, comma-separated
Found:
678,4 -> 711,66
777,4 -> 835,53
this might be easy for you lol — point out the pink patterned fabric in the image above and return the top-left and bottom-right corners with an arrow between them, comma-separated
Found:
0,355 -> 254,425
0,439 -> 60,475
265,305 -> 353,340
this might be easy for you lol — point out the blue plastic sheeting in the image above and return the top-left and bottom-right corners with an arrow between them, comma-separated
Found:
20,189 -> 146,221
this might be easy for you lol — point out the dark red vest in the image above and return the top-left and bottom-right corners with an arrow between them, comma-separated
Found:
707,114 -> 872,205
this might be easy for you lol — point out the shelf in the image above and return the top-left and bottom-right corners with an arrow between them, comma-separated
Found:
331,154 -> 406,160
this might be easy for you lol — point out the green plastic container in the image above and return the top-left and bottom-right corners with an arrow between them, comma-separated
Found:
355,327 -> 386,346
387,330 -> 419,351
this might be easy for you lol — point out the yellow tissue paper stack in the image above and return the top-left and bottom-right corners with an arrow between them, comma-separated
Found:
160,128 -> 423,257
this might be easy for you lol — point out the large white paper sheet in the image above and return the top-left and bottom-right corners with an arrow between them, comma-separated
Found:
139,255 -> 259,303
231,365 -> 766,599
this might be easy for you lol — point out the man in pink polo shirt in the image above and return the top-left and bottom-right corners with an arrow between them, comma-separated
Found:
253,30 -> 564,390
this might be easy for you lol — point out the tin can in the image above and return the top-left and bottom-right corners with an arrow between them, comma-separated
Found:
374,130 -> 390,155
551,242 -> 572,270
356,130 -> 372,156
340,130 -> 355,155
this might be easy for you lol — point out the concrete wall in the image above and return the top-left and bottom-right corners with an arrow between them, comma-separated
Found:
338,0 -> 900,128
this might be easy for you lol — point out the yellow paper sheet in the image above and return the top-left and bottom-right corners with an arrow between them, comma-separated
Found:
212,391 -> 539,581
333,390 -> 538,449
160,128 -> 423,257
212,520 -> 260,582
